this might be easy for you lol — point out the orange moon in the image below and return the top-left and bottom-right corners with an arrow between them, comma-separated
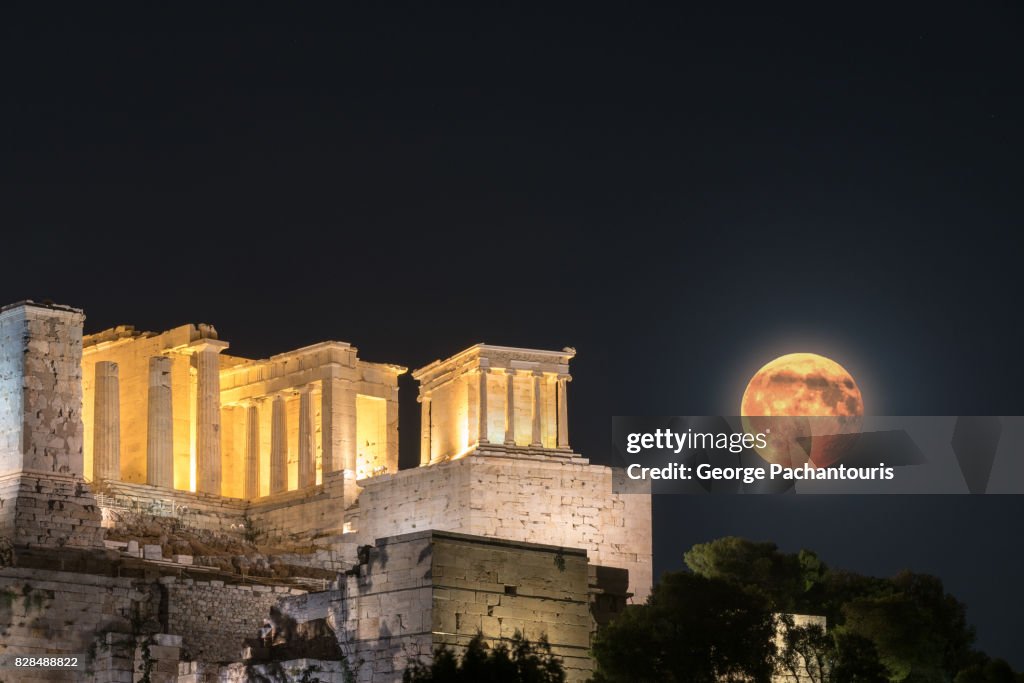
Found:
741,353 -> 864,468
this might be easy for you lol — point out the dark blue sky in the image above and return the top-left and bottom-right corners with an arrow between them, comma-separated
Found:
2,3 -> 1022,667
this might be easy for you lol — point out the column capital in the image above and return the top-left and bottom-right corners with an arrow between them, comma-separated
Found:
185,339 -> 230,355
532,369 -> 544,378
557,373 -> 572,383
504,367 -> 516,376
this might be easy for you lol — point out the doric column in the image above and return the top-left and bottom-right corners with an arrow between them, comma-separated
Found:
298,387 -> 315,488
478,367 -> 489,445
419,393 -> 431,466
93,361 -> 121,481
557,374 -> 571,449
146,356 -> 174,488
244,402 -> 260,498
193,340 -> 227,495
504,368 -> 516,446
530,371 -> 543,447
270,394 -> 288,494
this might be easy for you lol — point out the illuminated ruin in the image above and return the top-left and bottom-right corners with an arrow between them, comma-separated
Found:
0,300 -> 651,682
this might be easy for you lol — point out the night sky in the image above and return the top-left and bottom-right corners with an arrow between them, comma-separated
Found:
3,5 -> 1022,666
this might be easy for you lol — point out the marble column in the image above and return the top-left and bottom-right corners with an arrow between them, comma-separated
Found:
194,341 -> 226,495
478,367 -> 489,445
270,394 -> 288,494
244,403 -> 260,499
530,371 -> 543,447
419,393 -> 431,466
504,368 -> 516,445
93,361 -> 120,481
146,356 -> 173,488
298,387 -> 316,488
557,374 -> 571,450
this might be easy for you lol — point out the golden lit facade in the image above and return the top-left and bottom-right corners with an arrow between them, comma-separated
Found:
413,344 -> 575,463
81,323 -> 405,498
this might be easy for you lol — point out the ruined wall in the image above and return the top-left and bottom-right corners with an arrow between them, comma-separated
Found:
98,470 -> 351,547
428,533 -> 593,682
0,302 -> 86,478
281,531 -> 593,683
356,454 -> 653,602
329,531 -> 436,681
99,480 -> 248,537
352,459 -> 473,544
165,578 -> 303,664
0,302 -> 104,551
248,470 -> 349,545
0,472 -> 104,549
0,307 -> 26,477
0,567 -> 147,679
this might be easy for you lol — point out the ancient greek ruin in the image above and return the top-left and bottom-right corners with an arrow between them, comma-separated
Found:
0,300 -> 652,682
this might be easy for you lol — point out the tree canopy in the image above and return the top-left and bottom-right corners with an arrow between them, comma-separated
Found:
590,537 -> 1019,683
591,570 -> 778,682
402,631 -> 566,683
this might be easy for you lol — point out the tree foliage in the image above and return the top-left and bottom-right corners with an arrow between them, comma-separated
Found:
402,631 -> 565,683
592,536 -> 1019,683
591,570 -> 778,682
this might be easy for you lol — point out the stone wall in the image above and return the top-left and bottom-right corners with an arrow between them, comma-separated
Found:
0,567 -> 147,680
165,578 -> 304,664
428,532 -> 593,682
248,470 -> 350,544
98,479 -> 248,538
275,531 -> 593,683
356,453 -> 653,602
0,302 -> 86,478
98,470 -> 351,549
0,302 -> 104,552
329,531 -> 436,681
0,472 -> 104,550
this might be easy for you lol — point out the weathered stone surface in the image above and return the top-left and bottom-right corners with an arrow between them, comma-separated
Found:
167,580 -> 296,663
356,453 -> 653,602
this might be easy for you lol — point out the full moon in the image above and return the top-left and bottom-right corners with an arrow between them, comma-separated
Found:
741,353 -> 864,468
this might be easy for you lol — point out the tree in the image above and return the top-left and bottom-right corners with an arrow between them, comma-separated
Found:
591,570 -> 778,683
402,631 -> 565,683
830,633 -> 891,683
776,617 -> 833,683
683,537 -> 825,613
954,655 -> 1024,683
840,572 -> 974,681
683,537 -> 986,681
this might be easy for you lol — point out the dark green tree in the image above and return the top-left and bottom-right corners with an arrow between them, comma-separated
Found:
591,570 -> 778,683
841,571 -> 974,681
681,536 -> 988,681
831,633 -> 891,683
683,536 -> 824,612
402,631 -> 565,683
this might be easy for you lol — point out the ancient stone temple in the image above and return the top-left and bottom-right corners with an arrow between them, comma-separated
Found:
0,300 -> 652,682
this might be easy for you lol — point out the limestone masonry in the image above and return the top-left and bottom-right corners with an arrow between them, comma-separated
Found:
0,300 -> 652,682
